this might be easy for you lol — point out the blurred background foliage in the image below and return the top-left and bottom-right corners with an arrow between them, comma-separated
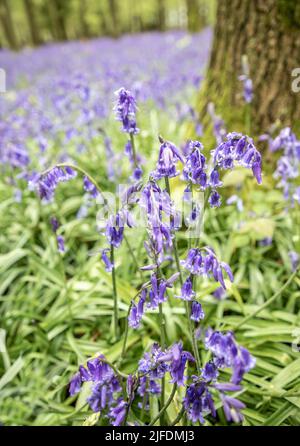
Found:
0,0 -> 216,49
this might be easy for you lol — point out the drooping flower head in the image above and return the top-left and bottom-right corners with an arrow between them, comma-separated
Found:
114,87 -> 139,134
181,247 -> 234,290
34,166 -> 77,202
205,329 -> 255,384
152,137 -> 184,180
212,132 -> 262,184
183,140 -> 207,188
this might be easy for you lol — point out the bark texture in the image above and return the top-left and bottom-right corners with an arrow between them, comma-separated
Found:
198,0 -> 300,136
0,0 -> 18,49
186,0 -> 203,32
23,0 -> 41,45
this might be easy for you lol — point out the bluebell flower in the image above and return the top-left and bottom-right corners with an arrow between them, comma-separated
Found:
181,248 -> 234,290
105,212 -> 124,248
178,275 -> 195,301
168,343 -> 195,386
138,343 -> 169,379
50,217 -> 60,233
191,301 -> 205,322
148,273 -> 168,308
209,169 -> 223,188
109,398 -> 128,426
69,372 -> 81,396
201,361 -> 218,381
152,138 -> 184,180
56,235 -> 65,253
128,289 -> 146,329
114,87 -> 139,134
205,329 -> 255,384
101,248 -> 114,272
209,190 -> 221,207
222,395 -> 246,423
288,251 -> 299,272
213,286 -> 225,300
212,132 -> 262,184
83,176 -> 98,198
35,166 -> 77,202
183,140 -> 207,187
184,379 -> 216,424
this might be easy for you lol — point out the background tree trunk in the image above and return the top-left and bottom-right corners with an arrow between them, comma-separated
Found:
23,0 -> 41,46
47,0 -> 68,41
198,0 -> 300,137
0,0 -> 18,49
186,0 -> 202,32
79,0 -> 90,38
109,0 -> 119,37
157,0 -> 166,31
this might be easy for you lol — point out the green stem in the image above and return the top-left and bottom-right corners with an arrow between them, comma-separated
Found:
164,176 -> 201,373
130,133 -> 138,167
110,245 -> 119,340
234,267 -> 299,330
119,302 -> 132,365
159,302 -> 166,425
149,383 -> 177,426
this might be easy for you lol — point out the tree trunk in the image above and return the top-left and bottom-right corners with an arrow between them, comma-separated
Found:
79,0 -> 90,38
157,0 -> 166,31
186,0 -> 203,32
47,0 -> 68,41
0,0 -> 18,49
109,0 -> 119,37
198,0 -> 300,137
23,0 -> 41,45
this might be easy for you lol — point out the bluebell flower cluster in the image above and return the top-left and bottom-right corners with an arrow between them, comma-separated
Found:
181,247 -> 234,290
69,355 -> 127,426
129,274 -> 179,329
183,328 -> 254,424
205,329 -> 256,384
34,166 -> 77,202
182,133 -> 261,208
139,180 -> 179,258
138,342 -> 195,387
212,132 -> 262,185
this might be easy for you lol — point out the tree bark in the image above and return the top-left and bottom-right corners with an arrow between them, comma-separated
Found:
109,0 -> 119,37
186,0 -> 203,32
47,0 -> 68,41
0,0 -> 18,49
23,0 -> 41,46
198,0 -> 300,136
157,0 -> 166,31
79,0 -> 90,38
